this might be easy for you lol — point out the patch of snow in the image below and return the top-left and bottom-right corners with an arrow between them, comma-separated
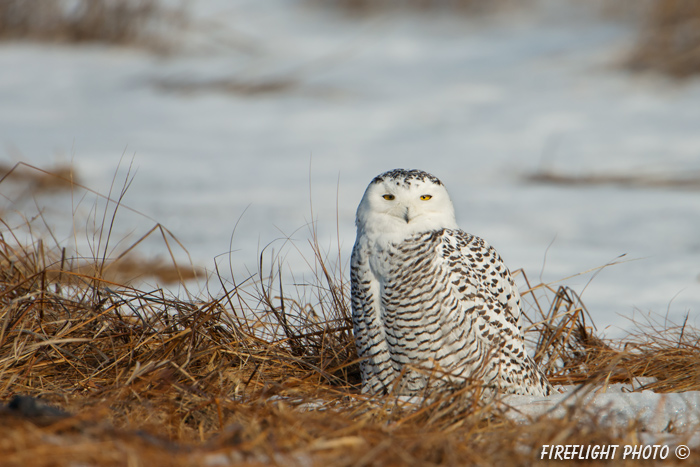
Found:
506,383 -> 700,445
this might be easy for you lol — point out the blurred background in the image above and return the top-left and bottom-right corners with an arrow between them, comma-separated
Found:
1,0 -> 699,335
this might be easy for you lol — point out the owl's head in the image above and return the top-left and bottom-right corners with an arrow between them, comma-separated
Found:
356,169 -> 459,240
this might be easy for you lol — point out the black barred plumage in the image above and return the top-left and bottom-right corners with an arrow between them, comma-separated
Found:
370,168 -> 443,187
352,169 -> 552,397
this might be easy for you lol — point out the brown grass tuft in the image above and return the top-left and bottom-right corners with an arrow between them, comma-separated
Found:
0,161 -> 80,194
73,254 -> 200,285
629,0 -> 700,77
152,76 -> 300,97
310,0 -> 522,16
0,0 -> 186,52
524,168 -> 700,190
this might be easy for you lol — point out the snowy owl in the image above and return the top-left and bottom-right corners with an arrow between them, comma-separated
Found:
351,169 -> 552,397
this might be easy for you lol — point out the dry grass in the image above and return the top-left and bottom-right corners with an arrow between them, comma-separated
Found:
0,161 -> 80,193
1,168 -> 699,465
0,162 -> 199,285
0,0 -> 186,52
310,0 -> 522,16
524,168 -> 700,190
520,275 -> 700,394
152,75 -> 301,98
628,0 -> 700,77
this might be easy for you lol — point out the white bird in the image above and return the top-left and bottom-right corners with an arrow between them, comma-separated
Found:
351,169 -> 552,397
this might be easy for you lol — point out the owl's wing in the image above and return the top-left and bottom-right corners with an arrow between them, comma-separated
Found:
438,229 -> 551,395
449,230 -> 523,330
350,239 -> 395,394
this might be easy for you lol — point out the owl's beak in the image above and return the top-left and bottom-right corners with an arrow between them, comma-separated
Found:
389,204 -> 411,223
402,207 -> 410,223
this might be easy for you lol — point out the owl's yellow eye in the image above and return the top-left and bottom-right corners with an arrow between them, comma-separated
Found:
382,194 -> 395,200
420,195 -> 432,200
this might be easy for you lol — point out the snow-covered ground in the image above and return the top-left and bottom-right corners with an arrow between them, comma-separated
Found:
506,381 -> 700,449
1,0 -> 699,336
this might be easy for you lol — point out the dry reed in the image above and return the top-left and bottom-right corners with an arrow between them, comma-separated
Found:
0,0 -> 186,52
310,0 -> 522,16
628,0 -> 700,77
525,169 -> 700,191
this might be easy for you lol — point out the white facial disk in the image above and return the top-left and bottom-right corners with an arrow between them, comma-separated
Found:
356,169 -> 459,242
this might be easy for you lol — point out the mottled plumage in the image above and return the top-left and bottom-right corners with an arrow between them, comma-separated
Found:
351,169 -> 552,397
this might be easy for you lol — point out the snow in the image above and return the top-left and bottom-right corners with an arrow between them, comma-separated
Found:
1,0 -> 700,337
505,382 -> 700,447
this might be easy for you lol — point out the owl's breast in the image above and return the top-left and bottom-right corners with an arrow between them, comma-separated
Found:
366,231 -> 443,293
366,241 -> 399,284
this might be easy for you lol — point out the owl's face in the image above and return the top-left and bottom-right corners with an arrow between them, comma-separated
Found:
356,169 -> 459,240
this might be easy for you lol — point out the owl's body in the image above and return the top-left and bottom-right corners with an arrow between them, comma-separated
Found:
351,169 -> 552,397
